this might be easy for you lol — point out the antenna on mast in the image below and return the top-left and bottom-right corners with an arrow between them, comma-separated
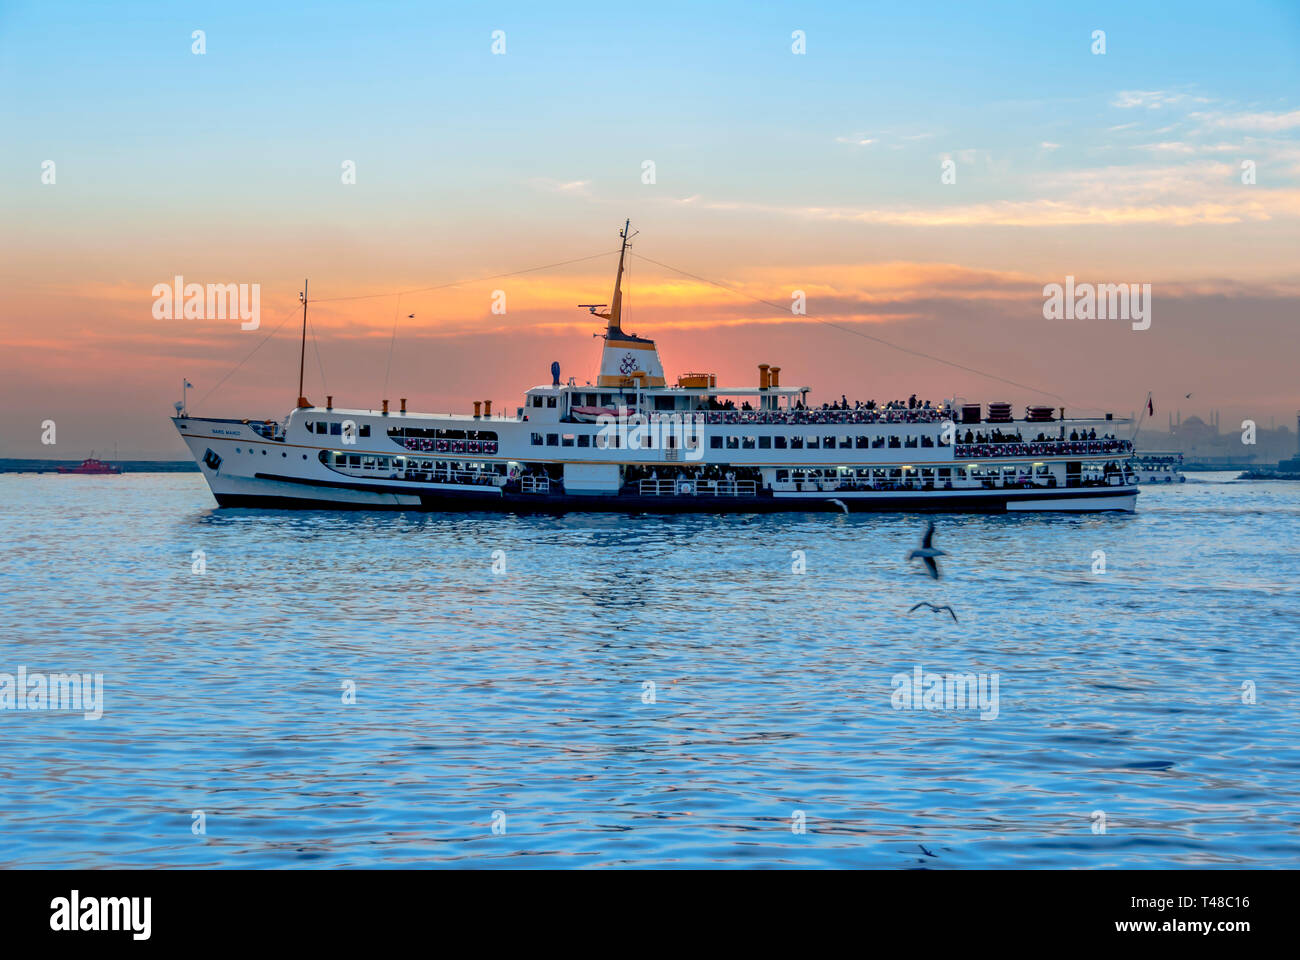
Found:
578,219 -> 637,336
297,280 -> 311,408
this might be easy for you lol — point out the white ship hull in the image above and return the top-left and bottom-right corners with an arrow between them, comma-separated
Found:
174,411 -> 1139,514
176,220 -> 1140,515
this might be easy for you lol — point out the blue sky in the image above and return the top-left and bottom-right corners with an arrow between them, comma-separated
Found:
1,1 -> 1298,455
4,0 -> 1296,213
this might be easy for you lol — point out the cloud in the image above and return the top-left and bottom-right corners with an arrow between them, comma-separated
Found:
1135,141 -> 1240,155
681,183 -> 1300,228
1112,90 -> 1211,110
1198,109 -> 1300,132
835,131 -> 932,149
530,178 -> 593,196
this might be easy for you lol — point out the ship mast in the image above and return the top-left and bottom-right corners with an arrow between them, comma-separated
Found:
581,219 -> 636,336
607,219 -> 631,335
297,279 -> 310,408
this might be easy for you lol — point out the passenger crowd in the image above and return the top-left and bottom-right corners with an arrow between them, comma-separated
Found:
958,427 -> 1115,445
692,395 -> 949,426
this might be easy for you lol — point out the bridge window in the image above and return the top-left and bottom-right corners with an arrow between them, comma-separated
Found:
758,436 -> 771,449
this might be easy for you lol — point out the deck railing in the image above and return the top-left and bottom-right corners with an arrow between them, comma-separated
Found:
686,409 -> 948,427
954,439 -> 1131,459
638,479 -> 757,497
399,468 -> 504,487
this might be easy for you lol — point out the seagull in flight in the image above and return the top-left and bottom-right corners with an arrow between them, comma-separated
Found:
906,520 -> 947,579
828,498 -> 849,514
908,601 -> 958,622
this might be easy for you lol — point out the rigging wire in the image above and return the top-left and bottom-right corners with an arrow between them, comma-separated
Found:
381,293 -> 402,403
193,302 -> 306,409
630,250 -> 1110,414
308,313 -> 328,397
194,242 -> 1127,420
310,250 -> 618,303
195,249 -> 619,407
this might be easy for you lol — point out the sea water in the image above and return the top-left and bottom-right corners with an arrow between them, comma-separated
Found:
0,473 -> 1296,868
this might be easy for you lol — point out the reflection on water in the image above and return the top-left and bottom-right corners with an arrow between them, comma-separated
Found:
0,472 -> 1296,868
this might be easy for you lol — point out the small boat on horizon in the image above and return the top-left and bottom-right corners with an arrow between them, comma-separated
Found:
57,454 -> 123,475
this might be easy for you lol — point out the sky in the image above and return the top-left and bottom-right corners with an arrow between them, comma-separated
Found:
1,0 -> 1298,456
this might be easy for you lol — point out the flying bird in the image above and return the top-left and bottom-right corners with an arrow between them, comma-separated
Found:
906,520 -> 947,579
827,498 -> 849,514
908,601 -> 958,622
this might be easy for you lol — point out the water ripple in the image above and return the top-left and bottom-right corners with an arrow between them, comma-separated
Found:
0,472 -> 1296,867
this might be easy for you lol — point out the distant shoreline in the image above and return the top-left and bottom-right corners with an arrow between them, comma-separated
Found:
0,459 -> 199,473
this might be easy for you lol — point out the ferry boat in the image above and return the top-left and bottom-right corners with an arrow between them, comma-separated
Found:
1130,452 -> 1185,484
174,221 -> 1138,513
57,455 -> 123,475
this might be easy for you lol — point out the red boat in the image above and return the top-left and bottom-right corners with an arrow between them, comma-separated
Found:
57,455 -> 123,475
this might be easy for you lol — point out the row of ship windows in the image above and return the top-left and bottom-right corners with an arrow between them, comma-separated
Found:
305,420 -> 372,437
321,452 -> 498,471
533,392 -> 646,408
305,423 -> 502,442
529,433 -> 943,449
387,428 -> 499,440
775,464 -> 1055,480
712,435 -> 941,450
